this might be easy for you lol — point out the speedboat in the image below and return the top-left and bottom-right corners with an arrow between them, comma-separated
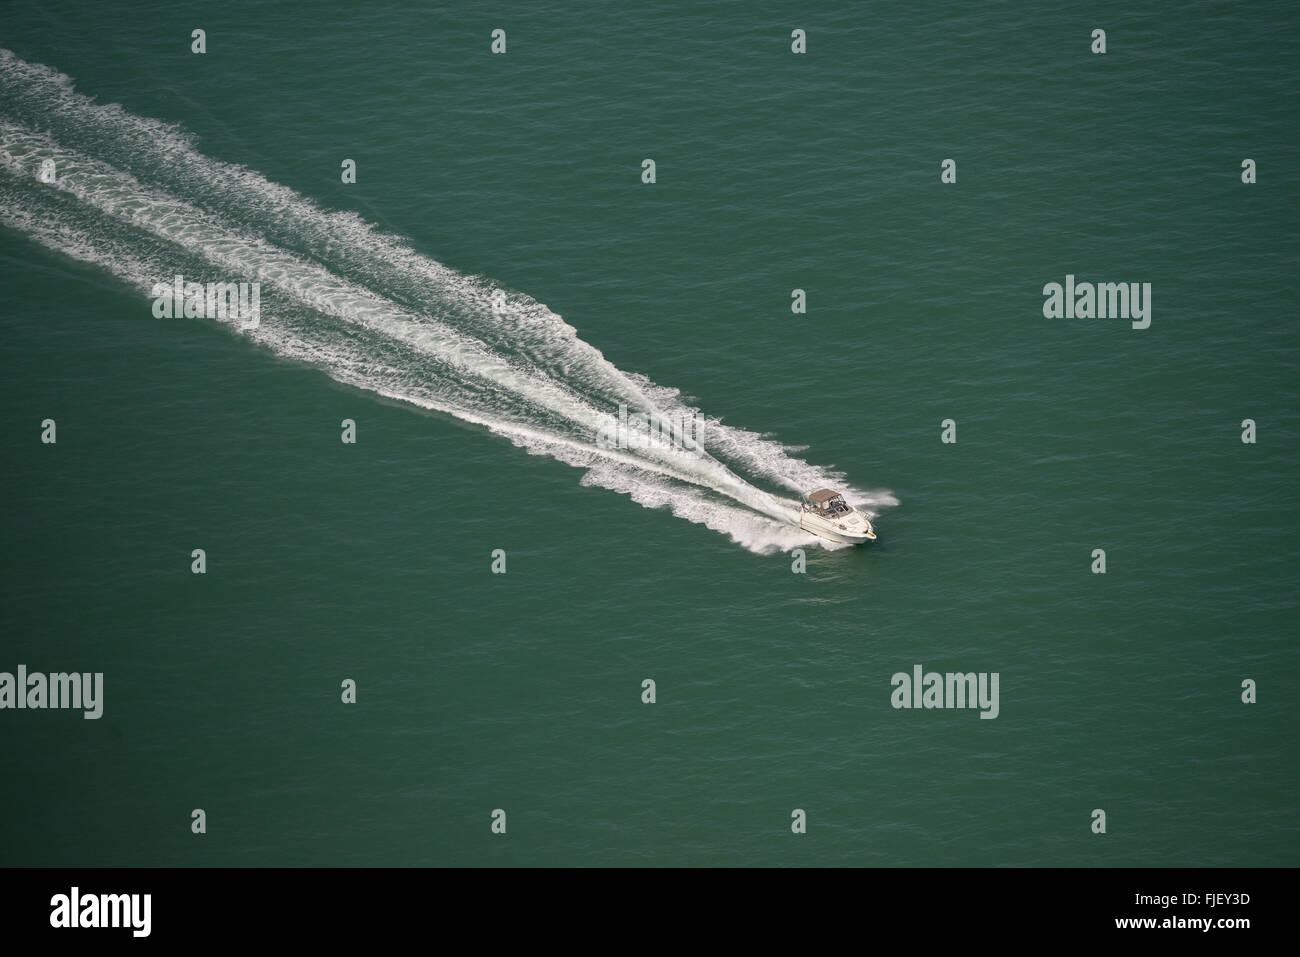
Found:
798,489 -> 877,544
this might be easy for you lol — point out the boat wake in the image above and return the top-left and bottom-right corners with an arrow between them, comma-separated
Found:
0,50 -> 897,554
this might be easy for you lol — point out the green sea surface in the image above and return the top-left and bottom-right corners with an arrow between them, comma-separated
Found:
0,1 -> 1296,866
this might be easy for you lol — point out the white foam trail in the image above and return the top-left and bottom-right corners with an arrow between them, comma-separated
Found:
0,50 -> 896,552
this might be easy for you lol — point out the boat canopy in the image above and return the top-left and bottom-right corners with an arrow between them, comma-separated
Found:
808,489 -> 843,504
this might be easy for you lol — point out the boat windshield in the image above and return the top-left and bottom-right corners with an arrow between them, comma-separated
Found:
807,496 -> 851,514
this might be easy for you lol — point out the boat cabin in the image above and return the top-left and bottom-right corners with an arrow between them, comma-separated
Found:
803,488 -> 852,515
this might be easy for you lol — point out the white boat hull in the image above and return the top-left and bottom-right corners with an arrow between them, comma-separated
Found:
799,512 -> 877,545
